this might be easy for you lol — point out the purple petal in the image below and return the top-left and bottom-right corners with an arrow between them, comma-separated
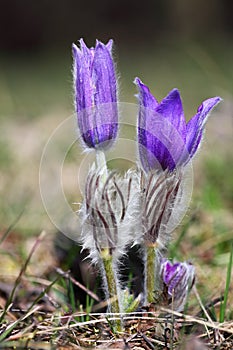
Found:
167,264 -> 186,295
155,88 -> 186,140
162,260 -> 181,285
106,39 -> 114,52
72,43 -> 94,148
79,38 -> 94,65
134,79 -> 169,170
135,80 -> 187,171
81,122 -> 118,148
138,126 -> 179,171
134,78 -> 159,110
162,260 -> 173,284
90,41 -> 118,148
72,43 -> 93,111
186,97 -> 222,158
161,260 -> 195,297
155,90 -> 188,170
92,41 -> 117,104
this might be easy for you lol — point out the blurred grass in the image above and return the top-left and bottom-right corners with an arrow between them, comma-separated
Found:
119,39 -> 233,108
0,51 -> 72,119
203,156 -> 233,210
0,39 -> 232,120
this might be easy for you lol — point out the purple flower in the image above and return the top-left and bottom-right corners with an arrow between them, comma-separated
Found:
73,39 -> 118,149
134,78 -> 222,172
161,259 -> 195,311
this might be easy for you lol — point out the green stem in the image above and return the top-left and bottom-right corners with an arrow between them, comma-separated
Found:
146,245 -> 156,304
101,249 -> 121,331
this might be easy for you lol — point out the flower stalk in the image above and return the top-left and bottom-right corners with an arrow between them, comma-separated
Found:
94,151 -> 120,319
145,244 -> 157,303
100,249 -> 121,330
95,150 -> 108,182
139,169 -> 182,304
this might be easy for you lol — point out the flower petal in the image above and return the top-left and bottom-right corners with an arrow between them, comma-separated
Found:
162,260 -> 181,285
155,88 -> 186,140
186,97 -> 222,158
79,119 -> 118,149
135,79 -> 168,170
134,78 -> 159,110
135,80 -> 187,171
72,43 -> 93,112
106,38 -> 113,53
88,41 -> 118,148
92,40 -> 117,104
138,126 -> 179,171
79,38 -> 94,66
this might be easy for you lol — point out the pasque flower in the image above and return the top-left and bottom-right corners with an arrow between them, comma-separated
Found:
73,39 -> 118,149
161,259 -> 195,311
135,78 -> 222,172
134,78 -> 221,303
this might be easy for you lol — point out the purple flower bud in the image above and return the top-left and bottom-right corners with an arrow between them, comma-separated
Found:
161,259 -> 195,311
73,39 -> 118,149
134,78 -> 222,172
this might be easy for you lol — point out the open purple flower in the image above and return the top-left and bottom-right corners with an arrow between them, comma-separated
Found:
161,259 -> 195,311
135,78 -> 222,172
73,39 -> 118,149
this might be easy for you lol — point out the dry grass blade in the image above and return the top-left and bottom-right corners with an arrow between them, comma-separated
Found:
55,267 -> 100,302
193,285 -> 214,324
0,305 -> 41,342
0,231 -> 46,323
160,307 -> 233,335
0,209 -> 24,246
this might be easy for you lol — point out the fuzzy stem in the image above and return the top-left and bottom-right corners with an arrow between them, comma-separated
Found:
96,150 -> 108,181
95,151 -> 122,331
146,245 -> 156,304
101,248 -> 121,331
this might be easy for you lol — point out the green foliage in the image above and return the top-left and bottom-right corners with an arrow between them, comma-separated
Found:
0,139 -> 13,170
0,53 -> 71,119
203,156 -> 233,210
219,243 -> 233,322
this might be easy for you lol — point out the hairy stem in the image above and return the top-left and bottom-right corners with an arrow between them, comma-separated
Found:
101,248 -> 121,331
146,245 -> 156,304
96,150 -> 108,181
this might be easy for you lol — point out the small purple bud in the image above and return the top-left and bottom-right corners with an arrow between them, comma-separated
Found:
73,39 -> 118,149
161,259 -> 195,311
